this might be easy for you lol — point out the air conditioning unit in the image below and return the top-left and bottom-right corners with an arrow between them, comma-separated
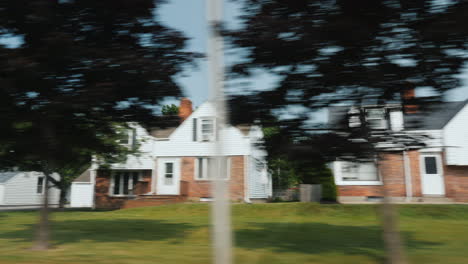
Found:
201,134 -> 212,141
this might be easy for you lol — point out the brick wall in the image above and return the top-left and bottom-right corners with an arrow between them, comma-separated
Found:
408,150 -> 422,197
94,170 -> 152,209
444,165 -> 468,202
180,156 -> 245,201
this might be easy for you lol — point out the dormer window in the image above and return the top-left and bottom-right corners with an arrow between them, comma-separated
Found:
365,108 -> 387,129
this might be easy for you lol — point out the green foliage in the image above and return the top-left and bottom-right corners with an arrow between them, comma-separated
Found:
268,157 -> 300,190
319,169 -> 337,202
161,104 -> 179,116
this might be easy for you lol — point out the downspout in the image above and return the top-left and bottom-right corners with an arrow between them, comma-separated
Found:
243,155 -> 252,203
403,150 -> 413,202
90,169 -> 97,209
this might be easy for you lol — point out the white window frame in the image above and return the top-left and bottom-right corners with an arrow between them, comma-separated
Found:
365,108 -> 388,130
109,171 -> 142,197
194,157 -> 231,181
198,117 -> 216,142
333,161 -> 383,186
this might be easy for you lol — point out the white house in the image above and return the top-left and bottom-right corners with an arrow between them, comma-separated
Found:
71,98 -> 272,209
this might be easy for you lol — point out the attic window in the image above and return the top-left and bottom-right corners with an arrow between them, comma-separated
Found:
366,108 -> 387,129
194,117 -> 216,142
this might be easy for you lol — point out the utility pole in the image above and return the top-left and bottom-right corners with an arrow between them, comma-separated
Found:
207,1 -> 232,264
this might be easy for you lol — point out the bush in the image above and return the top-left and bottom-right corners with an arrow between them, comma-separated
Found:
319,169 -> 337,202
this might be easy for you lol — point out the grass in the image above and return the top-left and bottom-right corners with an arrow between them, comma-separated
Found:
1,203 -> 468,264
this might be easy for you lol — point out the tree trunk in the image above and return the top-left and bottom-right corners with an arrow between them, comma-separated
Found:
58,185 -> 68,209
381,188 -> 407,264
32,170 -> 51,251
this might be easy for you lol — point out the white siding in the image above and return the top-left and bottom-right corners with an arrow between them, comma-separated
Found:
248,127 -> 272,199
154,102 -> 251,157
0,185 -> 5,205
3,172 -> 60,205
444,103 -> 468,165
70,182 -> 94,207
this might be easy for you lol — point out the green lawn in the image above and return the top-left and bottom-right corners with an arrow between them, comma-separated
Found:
1,203 -> 468,264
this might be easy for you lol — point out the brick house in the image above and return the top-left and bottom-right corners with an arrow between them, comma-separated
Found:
70,98 -> 272,209
329,94 -> 468,203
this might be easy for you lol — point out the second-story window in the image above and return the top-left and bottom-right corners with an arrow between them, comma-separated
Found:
365,108 -> 387,129
199,117 -> 215,141
117,128 -> 136,147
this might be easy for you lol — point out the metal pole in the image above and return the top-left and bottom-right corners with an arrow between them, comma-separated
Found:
207,1 -> 232,264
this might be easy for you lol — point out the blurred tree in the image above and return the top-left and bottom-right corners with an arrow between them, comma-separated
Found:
161,104 -> 179,116
0,0 -> 198,250
225,1 -> 468,263
226,0 -> 468,132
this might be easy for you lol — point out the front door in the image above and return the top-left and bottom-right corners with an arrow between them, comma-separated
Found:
421,154 -> 445,196
157,158 -> 181,195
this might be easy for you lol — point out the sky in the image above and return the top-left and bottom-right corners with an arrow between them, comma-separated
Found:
158,0 -> 468,112
157,0 -> 280,108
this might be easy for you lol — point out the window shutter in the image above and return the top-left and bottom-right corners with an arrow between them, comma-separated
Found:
193,118 -> 197,141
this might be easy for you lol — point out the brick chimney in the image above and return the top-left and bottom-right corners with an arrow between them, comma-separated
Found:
402,85 -> 418,114
178,98 -> 193,122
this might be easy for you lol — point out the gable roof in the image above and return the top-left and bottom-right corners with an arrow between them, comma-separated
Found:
73,170 -> 91,182
404,100 -> 468,130
149,127 -> 177,139
0,172 -> 19,183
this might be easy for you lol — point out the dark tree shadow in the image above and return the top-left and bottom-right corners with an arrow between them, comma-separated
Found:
1,219 -> 195,246
235,222 -> 440,263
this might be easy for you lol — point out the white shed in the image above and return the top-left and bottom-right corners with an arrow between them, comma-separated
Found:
0,172 -> 60,208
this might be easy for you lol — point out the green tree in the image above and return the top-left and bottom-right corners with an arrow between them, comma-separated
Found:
162,104 -> 179,116
0,0 -> 197,250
